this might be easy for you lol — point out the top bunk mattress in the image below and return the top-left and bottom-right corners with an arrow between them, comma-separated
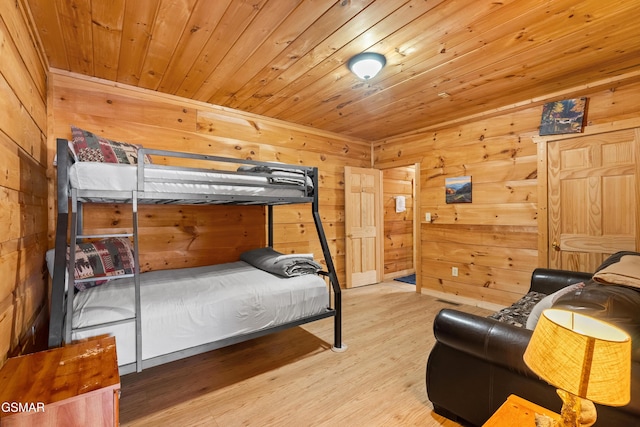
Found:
71,261 -> 330,366
69,162 -> 311,202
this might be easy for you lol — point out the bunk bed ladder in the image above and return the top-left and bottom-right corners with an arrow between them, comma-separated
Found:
64,189 -> 144,373
132,193 -> 143,372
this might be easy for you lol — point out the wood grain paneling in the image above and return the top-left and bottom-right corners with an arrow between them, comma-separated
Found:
0,0 -> 48,366
49,70 -> 370,285
375,81 -> 640,305
80,204 -> 266,271
25,0 -> 640,140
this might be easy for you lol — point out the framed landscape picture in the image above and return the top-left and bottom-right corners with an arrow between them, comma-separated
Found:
539,97 -> 587,135
445,176 -> 472,204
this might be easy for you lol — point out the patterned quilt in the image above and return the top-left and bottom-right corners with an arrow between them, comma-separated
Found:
488,291 -> 547,328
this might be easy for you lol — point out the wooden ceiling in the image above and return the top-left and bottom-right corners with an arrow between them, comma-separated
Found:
26,0 -> 640,141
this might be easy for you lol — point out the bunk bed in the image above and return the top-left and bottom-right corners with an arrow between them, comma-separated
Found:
48,135 -> 344,375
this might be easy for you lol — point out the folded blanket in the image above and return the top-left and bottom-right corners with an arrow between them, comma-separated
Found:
240,247 -> 322,277
270,171 -> 308,186
237,165 -> 313,192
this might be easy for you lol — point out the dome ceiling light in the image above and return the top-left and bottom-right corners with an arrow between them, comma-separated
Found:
347,52 -> 386,80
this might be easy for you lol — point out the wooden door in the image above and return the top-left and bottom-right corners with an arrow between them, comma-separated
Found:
547,129 -> 640,271
344,166 -> 383,288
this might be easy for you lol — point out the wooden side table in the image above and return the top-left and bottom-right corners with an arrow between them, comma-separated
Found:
0,335 -> 120,427
483,394 -> 560,427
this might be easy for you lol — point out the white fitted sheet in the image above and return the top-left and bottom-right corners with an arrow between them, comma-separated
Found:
71,261 -> 329,366
68,162 -> 309,198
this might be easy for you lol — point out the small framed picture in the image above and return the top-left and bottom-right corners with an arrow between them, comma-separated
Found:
445,176 -> 472,204
539,97 -> 587,136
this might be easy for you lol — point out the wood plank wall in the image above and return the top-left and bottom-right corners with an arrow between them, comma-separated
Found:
48,70 -> 371,285
374,81 -> 640,306
0,0 -> 48,365
382,166 -> 414,278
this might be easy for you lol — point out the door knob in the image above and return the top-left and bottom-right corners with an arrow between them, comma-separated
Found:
552,240 -> 560,251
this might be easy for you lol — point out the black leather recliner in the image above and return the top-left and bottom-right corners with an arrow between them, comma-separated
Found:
426,267 -> 640,427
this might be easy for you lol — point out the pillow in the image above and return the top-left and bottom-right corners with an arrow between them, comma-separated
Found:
593,254 -> 640,288
72,237 -> 135,290
70,126 -> 151,164
525,282 -> 585,330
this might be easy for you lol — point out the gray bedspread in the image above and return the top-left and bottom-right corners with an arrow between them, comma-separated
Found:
240,247 -> 322,277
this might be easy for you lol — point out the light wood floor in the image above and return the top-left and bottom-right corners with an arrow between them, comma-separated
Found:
119,281 -> 492,426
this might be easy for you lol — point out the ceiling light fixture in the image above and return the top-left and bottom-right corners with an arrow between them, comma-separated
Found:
348,52 -> 386,80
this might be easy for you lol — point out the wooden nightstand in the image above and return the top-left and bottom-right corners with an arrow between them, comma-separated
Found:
0,335 -> 120,427
483,394 -> 560,427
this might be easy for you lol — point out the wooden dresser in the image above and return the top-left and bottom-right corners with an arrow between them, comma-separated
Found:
0,335 -> 120,427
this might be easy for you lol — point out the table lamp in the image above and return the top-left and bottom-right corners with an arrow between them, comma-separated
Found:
523,308 -> 631,427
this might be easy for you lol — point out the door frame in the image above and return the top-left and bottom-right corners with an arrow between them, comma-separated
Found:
532,117 -> 640,267
378,162 -> 421,292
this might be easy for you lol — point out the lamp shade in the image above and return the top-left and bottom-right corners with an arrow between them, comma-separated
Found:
523,309 -> 631,406
348,52 -> 386,80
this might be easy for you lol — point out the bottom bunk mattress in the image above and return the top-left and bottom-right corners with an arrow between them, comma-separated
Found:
71,261 -> 330,366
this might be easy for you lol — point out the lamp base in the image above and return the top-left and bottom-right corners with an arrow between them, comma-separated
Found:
556,389 -> 597,427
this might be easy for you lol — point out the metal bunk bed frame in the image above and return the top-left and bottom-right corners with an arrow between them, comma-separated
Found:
49,138 -> 344,374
